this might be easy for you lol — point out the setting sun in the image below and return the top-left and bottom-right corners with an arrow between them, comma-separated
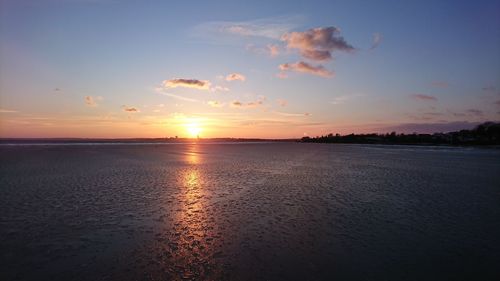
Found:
1,1 -> 499,280
186,123 -> 202,138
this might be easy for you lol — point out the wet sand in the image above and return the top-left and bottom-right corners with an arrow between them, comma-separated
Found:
1,143 -> 499,280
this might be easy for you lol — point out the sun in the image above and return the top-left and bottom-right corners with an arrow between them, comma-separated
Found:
186,123 -> 202,138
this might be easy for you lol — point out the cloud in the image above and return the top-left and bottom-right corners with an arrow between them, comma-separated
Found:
0,109 -> 18,113
247,100 -> 265,107
268,44 -> 280,57
330,96 -> 349,105
482,86 -> 497,92
207,100 -> 224,108
281,26 -> 355,61
231,101 -> 243,107
276,99 -> 288,107
279,61 -> 333,77
226,73 -> 246,82
495,100 -> 500,106
85,96 -> 102,107
155,87 -> 199,102
246,44 -> 281,57
238,118 -> 323,128
448,109 -> 485,118
85,96 -> 96,106
451,112 -> 466,117
162,78 -> 211,90
370,33 -> 382,50
330,94 -> 363,105
425,112 -> 444,116
379,121 -> 481,134
431,81 -> 449,88
123,106 -> 139,113
273,111 -> 310,117
467,109 -> 483,116
211,85 -> 230,92
231,96 -> 266,108
411,94 -> 437,101
195,16 -> 303,40
276,72 -> 288,79
406,111 -> 446,121
157,91 -> 199,103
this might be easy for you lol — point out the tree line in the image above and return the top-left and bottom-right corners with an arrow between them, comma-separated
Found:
301,122 -> 500,145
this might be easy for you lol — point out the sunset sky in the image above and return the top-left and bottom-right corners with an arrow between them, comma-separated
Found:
1,0 -> 499,138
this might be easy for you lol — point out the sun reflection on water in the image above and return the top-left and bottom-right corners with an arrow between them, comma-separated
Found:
185,150 -> 199,165
166,144 -> 221,279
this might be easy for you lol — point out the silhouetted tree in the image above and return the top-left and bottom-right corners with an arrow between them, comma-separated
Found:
300,122 -> 500,145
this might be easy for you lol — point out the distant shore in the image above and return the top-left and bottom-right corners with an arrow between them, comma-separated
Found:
0,138 -> 297,145
2,122 -> 498,146
301,122 -> 500,146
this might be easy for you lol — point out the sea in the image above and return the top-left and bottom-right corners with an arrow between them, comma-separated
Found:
1,142 -> 499,280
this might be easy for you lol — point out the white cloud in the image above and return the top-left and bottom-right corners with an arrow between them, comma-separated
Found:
207,100 -> 224,108
370,33 -> 382,50
330,94 -> 363,105
194,15 -> 304,40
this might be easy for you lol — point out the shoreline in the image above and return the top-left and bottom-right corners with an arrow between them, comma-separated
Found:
0,139 -> 499,149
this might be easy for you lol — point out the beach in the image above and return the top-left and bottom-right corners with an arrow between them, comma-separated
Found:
1,143 -> 499,280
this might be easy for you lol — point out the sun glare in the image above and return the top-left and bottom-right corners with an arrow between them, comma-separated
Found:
186,123 -> 201,138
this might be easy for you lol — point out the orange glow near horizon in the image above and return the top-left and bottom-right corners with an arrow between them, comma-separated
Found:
186,122 -> 202,138
0,1 -> 498,141
0,112 -> 478,139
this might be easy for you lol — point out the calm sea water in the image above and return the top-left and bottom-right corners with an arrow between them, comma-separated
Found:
1,143 -> 499,280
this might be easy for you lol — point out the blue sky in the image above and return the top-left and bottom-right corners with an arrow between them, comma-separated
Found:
1,0 -> 499,138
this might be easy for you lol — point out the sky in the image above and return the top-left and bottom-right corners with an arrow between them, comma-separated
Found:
0,0 -> 499,138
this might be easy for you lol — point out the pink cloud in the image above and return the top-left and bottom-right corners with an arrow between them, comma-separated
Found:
0,108 -> 18,113
123,106 -> 139,113
267,44 -> 280,57
281,26 -> 354,61
279,61 -> 333,78
276,99 -> 288,107
276,72 -> 288,79
246,44 -> 281,57
225,73 -> 246,82
85,96 -> 102,107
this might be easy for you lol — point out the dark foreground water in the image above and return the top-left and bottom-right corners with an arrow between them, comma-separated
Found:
1,143 -> 499,281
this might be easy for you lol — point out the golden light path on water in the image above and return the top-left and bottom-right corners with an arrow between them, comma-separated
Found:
167,143 -> 222,279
